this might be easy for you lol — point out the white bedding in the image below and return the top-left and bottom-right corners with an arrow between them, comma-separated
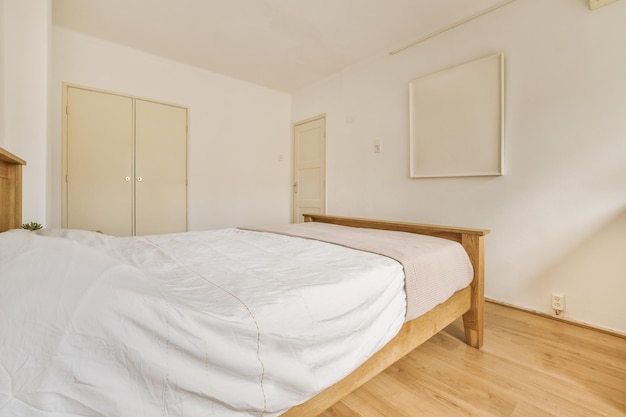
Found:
243,222 -> 475,322
0,226 -> 471,416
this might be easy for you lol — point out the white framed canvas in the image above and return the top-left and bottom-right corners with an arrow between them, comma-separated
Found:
409,53 -> 504,178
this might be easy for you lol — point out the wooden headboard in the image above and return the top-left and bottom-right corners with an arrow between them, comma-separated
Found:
0,147 -> 26,232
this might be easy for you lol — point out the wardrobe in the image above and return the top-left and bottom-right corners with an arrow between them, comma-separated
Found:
63,86 -> 188,236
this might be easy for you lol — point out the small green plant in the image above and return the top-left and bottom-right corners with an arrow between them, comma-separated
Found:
22,221 -> 43,231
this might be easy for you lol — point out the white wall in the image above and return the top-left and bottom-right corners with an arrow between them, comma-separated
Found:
52,28 -> 292,230
292,0 -> 626,333
0,0 -> 50,225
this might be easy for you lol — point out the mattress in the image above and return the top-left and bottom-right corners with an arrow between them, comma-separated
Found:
244,222 -> 475,321
0,225 -> 471,416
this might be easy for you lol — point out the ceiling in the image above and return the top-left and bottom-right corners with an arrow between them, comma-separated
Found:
52,0 -> 509,92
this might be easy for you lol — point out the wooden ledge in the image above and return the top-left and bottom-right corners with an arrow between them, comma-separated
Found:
0,147 -> 26,165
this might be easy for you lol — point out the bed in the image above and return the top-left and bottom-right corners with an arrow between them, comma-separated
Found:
0,146 -> 489,417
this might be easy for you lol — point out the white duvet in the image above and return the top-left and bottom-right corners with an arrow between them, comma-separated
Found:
0,228 -> 407,417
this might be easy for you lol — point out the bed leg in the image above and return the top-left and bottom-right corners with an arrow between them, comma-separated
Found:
461,234 -> 485,349
463,303 -> 483,348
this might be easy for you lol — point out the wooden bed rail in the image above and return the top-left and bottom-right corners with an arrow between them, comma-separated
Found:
303,214 -> 489,242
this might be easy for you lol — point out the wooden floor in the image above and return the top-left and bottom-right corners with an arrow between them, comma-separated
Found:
319,302 -> 626,417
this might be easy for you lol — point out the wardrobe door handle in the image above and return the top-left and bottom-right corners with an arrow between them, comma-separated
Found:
136,177 -> 143,182
125,176 -> 131,182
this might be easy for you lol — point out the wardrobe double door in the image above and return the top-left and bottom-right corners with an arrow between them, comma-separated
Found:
64,86 -> 188,236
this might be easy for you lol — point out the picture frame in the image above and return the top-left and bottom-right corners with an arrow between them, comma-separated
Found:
409,53 -> 504,178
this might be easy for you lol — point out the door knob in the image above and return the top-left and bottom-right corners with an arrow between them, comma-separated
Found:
125,176 -> 131,182
137,176 -> 143,182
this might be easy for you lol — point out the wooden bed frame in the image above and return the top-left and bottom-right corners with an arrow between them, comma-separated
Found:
0,146 -> 489,416
0,146 -> 26,232
282,214 -> 489,416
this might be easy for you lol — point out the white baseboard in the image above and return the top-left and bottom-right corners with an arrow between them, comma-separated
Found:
485,298 -> 626,340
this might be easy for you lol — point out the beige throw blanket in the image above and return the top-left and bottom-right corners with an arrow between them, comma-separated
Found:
241,222 -> 473,321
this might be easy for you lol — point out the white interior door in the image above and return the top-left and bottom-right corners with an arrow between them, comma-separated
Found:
65,87 -> 134,236
135,99 -> 188,236
292,116 -> 326,223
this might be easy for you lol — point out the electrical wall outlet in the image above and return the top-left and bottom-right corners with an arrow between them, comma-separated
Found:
551,292 -> 566,313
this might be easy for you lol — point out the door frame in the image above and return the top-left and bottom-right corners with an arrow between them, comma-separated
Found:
62,83 -> 189,234
291,114 -> 327,223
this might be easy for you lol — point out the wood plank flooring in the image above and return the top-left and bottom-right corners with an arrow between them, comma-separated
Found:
319,302 -> 626,417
